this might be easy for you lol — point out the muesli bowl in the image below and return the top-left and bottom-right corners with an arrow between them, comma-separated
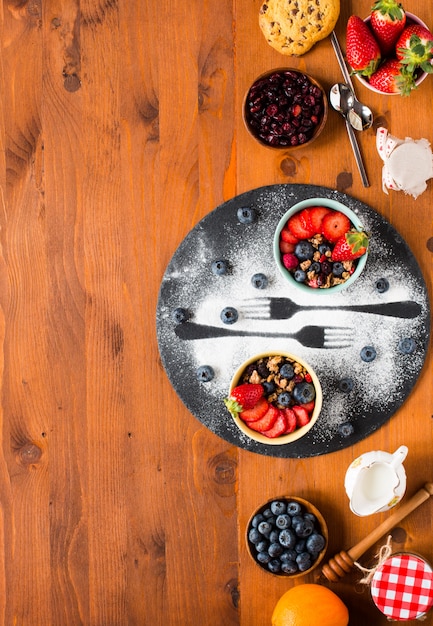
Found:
273,197 -> 368,295
224,351 -> 322,445
246,495 -> 328,577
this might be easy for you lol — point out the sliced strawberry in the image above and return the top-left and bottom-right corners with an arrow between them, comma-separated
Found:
287,209 -> 315,239
293,405 -> 311,428
279,240 -> 295,254
280,226 -> 299,244
262,410 -> 288,438
240,397 -> 269,422
321,211 -> 351,243
281,408 -> 297,433
302,400 -> 315,414
309,206 -> 331,233
246,404 -> 279,432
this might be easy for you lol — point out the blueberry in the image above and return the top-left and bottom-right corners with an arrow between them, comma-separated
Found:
280,550 -> 297,563
262,508 -> 274,519
294,240 -> 314,261
251,273 -> 268,289
258,521 -> 272,536
332,262 -> 344,277
268,559 -> 281,573
318,243 -> 331,254
278,529 -> 296,549
280,560 -> 298,574
338,422 -> 354,438
270,500 -> 286,515
248,528 -> 261,544
277,391 -> 291,407
237,206 -> 256,224
286,501 -> 302,516
310,261 -> 321,273
376,277 -> 389,293
398,337 -> 416,354
306,533 -> 326,554
295,539 -> 307,553
256,539 -> 269,553
269,529 -> 280,543
268,542 -> 283,558
338,377 -> 354,393
360,345 -> 377,362
171,307 -> 190,323
262,381 -> 276,395
321,260 -> 332,275
276,514 -> 291,529
251,513 -> 265,528
220,307 -> 238,324
294,269 -> 307,282
211,259 -> 229,275
280,363 -> 295,379
257,362 -> 270,377
256,551 -> 271,564
196,365 -> 214,382
293,518 -> 314,538
296,552 -> 312,571
292,382 -> 315,404
303,513 -> 317,524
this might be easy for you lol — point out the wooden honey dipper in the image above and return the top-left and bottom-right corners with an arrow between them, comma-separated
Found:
322,482 -> 433,582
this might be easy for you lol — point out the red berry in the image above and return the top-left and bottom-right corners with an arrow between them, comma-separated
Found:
346,15 -> 381,77
240,397 -> 269,422
293,405 -> 311,428
370,0 -> 406,56
321,211 -> 351,243
246,404 -> 279,432
263,410 -> 289,438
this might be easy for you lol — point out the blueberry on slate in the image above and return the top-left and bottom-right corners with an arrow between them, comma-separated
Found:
220,306 -> 238,324
237,206 -> 257,224
248,528 -> 261,544
171,307 -> 190,323
251,273 -> 268,289
306,533 -> 326,554
280,363 -> 295,379
196,365 -> 214,382
277,391 -> 291,407
292,382 -> 315,404
338,422 -> 354,438
333,262 -> 344,277
398,337 -> 416,354
262,381 -> 276,395
294,269 -> 307,282
286,501 -> 302,516
278,529 -> 296,549
296,552 -> 312,571
270,500 -> 286,515
375,277 -> 389,293
295,240 -> 314,261
276,514 -> 291,529
211,259 -> 229,276
360,345 -> 377,362
338,377 -> 354,393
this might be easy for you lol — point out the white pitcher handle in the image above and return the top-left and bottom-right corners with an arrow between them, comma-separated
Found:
391,445 -> 408,469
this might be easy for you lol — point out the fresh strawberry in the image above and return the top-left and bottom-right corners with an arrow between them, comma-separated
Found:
369,58 -> 416,95
279,240 -> 295,255
287,208 -> 315,239
321,211 -> 351,243
293,405 -> 311,428
239,397 -> 269,422
263,410 -> 289,438
370,0 -> 406,56
281,408 -> 297,433
280,226 -> 299,244
246,404 -> 279,432
308,206 -> 331,233
346,15 -> 382,77
396,23 -> 433,73
226,383 -> 264,410
302,400 -> 315,414
331,230 -> 369,262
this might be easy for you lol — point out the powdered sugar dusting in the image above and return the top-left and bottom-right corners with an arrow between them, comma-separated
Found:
156,185 -> 430,458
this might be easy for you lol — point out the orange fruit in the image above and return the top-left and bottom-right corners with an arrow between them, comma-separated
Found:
271,584 -> 349,626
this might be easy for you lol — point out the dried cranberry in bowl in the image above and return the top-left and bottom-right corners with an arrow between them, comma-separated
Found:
243,69 -> 328,149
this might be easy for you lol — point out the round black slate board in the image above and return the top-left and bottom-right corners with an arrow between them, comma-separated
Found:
156,184 -> 430,458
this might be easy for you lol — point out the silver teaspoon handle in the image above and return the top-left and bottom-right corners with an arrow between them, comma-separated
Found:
345,119 -> 370,188
331,31 -> 354,90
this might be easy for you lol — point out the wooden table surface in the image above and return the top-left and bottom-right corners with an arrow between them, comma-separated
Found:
0,1 -> 432,624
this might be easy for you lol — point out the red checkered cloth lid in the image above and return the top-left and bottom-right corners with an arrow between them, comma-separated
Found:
371,554 -> 433,621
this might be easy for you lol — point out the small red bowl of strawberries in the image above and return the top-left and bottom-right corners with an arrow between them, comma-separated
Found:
346,3 -> 432,96
273,197 -> 369,294
224,352 -> 322,445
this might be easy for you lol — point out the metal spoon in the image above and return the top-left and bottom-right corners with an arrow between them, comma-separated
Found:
330,83 -> 373,131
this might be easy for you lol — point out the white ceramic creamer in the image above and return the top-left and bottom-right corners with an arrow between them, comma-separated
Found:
344,446 -> 408,516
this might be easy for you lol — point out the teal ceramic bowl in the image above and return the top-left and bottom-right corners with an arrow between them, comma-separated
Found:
273,197 -> 368,295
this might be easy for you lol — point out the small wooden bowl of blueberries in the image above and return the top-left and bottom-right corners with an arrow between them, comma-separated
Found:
243,68 -> 328,149
246,495 -> 328,577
